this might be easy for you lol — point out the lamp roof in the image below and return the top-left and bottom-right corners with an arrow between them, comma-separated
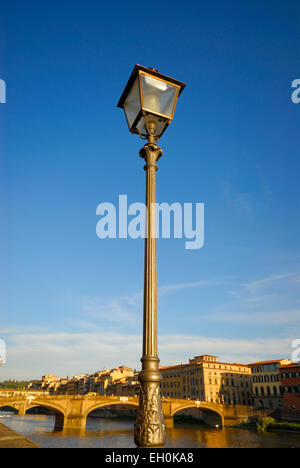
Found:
117,64 -> 186,109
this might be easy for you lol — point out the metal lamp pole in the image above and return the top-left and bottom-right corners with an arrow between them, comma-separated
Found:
134,122 -> 166,447
116,64 -> 185,448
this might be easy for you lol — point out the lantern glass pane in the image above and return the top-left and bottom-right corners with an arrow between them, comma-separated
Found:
123,77 -> 141,128
140,74 -> 178,118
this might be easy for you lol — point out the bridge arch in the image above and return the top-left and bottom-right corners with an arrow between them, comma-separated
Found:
25,403 -> 66,431
0,398 -> 67,431
0,404 -> 18,414
84,401 -> 138,419
171,404 -> 224,427
23,400 -> 67,416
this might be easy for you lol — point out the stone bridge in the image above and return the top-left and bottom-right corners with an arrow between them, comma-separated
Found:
0,391 -> 268,431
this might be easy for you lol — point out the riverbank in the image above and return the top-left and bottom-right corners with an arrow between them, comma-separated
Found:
239,419 -> 300,434
0,421 -> 41,448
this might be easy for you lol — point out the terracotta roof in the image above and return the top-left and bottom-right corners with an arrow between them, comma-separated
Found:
192,355 -> 218,358
248,359 -> 289,366
159,364 -> 186,370
159,361 -> 250,370
280,363 -> 300,369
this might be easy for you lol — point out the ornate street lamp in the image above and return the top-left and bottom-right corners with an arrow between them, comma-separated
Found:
117,65 -> 185,447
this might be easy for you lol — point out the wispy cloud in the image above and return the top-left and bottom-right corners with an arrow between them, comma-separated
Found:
222,183 -> 253,214
226,271 -> 299,303
1,273 -> 298,380
81,297 -> 139,324
159,335 -> 293,367
79,280 -> 221,325
158,280 -> 220,296
212,271 -> 300,327
241,273 -> 290,293
0,327 -> 294,380
208,308 -> 300,325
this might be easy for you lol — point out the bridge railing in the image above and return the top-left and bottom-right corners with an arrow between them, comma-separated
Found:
0,389 -> 50,398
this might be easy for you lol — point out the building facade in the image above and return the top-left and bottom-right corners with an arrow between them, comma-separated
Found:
159,355 -> 253,406
106,374 -> 139,397
249,359 -> 291,410
27,366 -> 135,396
280,363 -> 300,421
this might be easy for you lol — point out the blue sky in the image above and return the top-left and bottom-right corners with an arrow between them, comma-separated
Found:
0,1 -> 299,379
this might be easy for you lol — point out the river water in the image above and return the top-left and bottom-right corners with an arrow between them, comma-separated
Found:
1,412 -> 300,448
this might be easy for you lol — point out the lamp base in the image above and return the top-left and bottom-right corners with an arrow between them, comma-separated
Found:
134,378 -> 166,447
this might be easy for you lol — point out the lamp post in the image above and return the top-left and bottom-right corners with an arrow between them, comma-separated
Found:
117,65 -> 185,447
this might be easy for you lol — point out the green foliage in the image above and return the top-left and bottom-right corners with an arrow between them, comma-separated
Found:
254,417 -> 300,432
268,421 -> 300,432
0,380 -> 30,390
257,417 -> 276,432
